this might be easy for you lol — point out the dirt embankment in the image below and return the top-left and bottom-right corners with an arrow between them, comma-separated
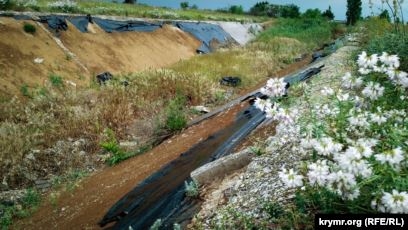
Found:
61,22 -> 200,75
0,17 -> 85,97
0,17 -> 200,98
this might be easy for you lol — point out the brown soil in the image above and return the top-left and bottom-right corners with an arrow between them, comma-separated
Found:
0,18 -> 85,98
14,102 -> 248,230
61,22 -> 200,75
0,17 -> 200,98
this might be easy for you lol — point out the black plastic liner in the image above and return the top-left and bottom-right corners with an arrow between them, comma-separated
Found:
39,15 -> 69,31
12,14 -> 33,20
93,18 -> 162,33
284,64 -> 325,87
174,22 -> 234,54
11,14 -> 235,54
99,106 -> 264,229
17,15 -> 162,33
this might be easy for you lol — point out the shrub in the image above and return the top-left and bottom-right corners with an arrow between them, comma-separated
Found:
165,94 -> 187,132
0,0 -> 12,10
23,23 -> 36,34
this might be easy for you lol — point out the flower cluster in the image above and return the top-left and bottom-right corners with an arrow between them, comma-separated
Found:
48,0 -> 77,11
275,51 -> 408,213
15,0 -> 37,7
260,78 -> 287,98
358,51 -> 408,88
372,190 -> 408,214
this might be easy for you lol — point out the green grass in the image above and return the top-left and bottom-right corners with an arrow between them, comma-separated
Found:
8,0 -> 265,22
0,188 -> 40,230
257,18 -> 338,49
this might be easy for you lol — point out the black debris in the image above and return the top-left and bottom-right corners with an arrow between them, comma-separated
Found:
96,72 -> 113,85
220,76 -> 241,87
39,15 -> 68,31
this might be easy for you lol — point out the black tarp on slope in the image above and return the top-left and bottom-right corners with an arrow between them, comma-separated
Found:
29,15 -> 162,33
38,15 -> 90,32
174,22 -> 234,54
93,18 -> 162,33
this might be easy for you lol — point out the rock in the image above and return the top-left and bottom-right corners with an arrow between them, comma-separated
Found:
33,57 -> 44,64
191,149 -> 253,185
119,141 -> 138,151
0,189 -> 26,205
192,105 -> 210,114
35,179 -> 51,190
25,152 -> 36,161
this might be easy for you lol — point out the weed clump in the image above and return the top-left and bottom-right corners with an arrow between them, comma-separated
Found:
49,74 -> 63,87
165,94 -> 187,132
23,23 -> 36,34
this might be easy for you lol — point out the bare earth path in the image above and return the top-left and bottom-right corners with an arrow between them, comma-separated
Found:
14,57 -> 311,230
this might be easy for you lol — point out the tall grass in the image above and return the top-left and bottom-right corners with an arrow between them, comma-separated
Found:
257,18 -> 337,49
361,17 -> 408,71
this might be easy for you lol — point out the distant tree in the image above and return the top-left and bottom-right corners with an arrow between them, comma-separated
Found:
190,4 -> 198,10
229,5 -> 244,15
249,1 -> 270,16
268,4 -> 280,17
123,0 -> 136,4
322,6 -> 335,20
303,8 -> 322,18
180,2 -> 189,10
346,0 -> 362,25
379,9 -> 391,22
280,4 -> 300,18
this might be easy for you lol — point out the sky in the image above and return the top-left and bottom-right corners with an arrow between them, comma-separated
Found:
133,0 -> 408,21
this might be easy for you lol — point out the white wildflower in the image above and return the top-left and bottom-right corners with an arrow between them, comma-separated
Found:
334,147 -> 372,178
362,82 -> 384,100
375,147 -> 405,170
380,52 -> 400,69
279,168 -> 303,188
307,160 -> 330,186
254,98 -> 272,112
379,190 -> 408,213
312,137 -> 343,156
261,78 -> 287,98
370,113 -> 387,125
321,87 -> 334,96
326,170 -> 357,197
341,72 -> 363,89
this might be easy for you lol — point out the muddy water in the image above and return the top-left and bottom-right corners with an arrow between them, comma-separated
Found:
99,104 -> 265,229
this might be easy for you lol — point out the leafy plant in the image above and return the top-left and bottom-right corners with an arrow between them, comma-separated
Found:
49,74 -> 64,87
184,179 -> 199,197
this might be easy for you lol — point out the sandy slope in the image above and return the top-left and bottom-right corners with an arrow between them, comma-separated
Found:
0,17 -> 200,98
